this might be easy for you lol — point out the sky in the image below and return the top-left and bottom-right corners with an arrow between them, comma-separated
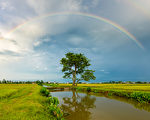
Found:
0,0 -> 150,82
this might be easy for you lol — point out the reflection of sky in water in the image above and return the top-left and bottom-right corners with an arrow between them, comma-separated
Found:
51,91 -> 87,105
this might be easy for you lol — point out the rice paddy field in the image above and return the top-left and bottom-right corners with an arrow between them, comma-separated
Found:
0,84 -> 54,120
1,83 -> 150,120
59,83 -> 150,92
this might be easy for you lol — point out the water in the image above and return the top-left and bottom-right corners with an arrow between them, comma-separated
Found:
51,90 -> 150,120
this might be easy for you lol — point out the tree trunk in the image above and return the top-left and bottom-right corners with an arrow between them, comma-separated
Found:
72,73 -> 76,87
72,65 -> 77,87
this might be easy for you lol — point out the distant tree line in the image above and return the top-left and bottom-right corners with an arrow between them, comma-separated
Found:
0,79 -> 44,84
0,79 -> 56,85
102,81 -> 150,84
0,79 -> 149,84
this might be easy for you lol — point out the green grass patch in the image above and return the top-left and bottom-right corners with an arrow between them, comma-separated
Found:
0,84 -> 56,120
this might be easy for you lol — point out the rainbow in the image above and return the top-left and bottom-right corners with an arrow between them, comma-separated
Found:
6,12 -> 144,49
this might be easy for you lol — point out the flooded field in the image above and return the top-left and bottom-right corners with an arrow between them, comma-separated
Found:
51,90 -> 150,120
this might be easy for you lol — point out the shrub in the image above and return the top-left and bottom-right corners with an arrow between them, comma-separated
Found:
36,80 -> 44,86
40,88 -> 64,119
108,92 -> 113,96
93,89 -> 99,93
86,87 -> 91,92
130,92 -> 150,103
40,87 -> 49,97
48,96 -> 64,120
48,97 -> 59,105
49,104 -> 64,120
76,87 -> 82,91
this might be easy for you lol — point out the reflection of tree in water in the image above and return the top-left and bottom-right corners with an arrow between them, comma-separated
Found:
61,90 -> 96,120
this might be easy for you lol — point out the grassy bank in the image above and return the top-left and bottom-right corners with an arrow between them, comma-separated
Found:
56,84 -> 150,103
58,84 -> 150,91
0,84 -> 61,120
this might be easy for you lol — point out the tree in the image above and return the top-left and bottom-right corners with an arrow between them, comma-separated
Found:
60,52 -> 96,86
61,90 -> 96,119
2,79 -> 6,84
36,80 -> 44,86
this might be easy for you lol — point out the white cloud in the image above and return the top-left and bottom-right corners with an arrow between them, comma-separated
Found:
33,41 -> 41,47
134,0 -> 150,12
0,72 -> 61,81
68,36 -> 83,46
0,0 -> 149,81
3,20 -> 46,53
91,0 -> 99,7
0,1 -> 14,10
68,48 -> 91,54
27,0 -> 83,15
0,38 -> 19,53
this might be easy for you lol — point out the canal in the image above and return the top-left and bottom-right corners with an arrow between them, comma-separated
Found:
51,90 -> 150,120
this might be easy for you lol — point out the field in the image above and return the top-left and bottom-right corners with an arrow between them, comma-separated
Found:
56,83 -> 150,103
1,84 -> 150,120
0,84 -> 54,120
58,83 -> 150,91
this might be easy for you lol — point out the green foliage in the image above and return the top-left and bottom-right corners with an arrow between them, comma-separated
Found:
108,92 -> 113,96
86,87 -> 92,92
81,70 -> 96,81
48,96 -> 64,120
0,80 -> 33,84
136,81 -> 143,84
0,84 -> 56,120
65,84 -> 150,104
36,80 -> 44,86
44,83 -> 59,87
130,92 -> 150,103
48,97 -> 59,105
49,104 -> 64,120
76,87 -> 83,91
93,89 -> 99,93
40,89 -> 64,119
108,91 -> 150,103
40,87 -> 49,97
60,52 -> 96,86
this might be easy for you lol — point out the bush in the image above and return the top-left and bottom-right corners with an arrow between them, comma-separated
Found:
48,97 -> 59,105
76,87 -> 82,91
93,89 -> 99,93
86,87 -> 91,92
49,104 -> 64,120
36,80 -> 44,86
40,87 -> 49,97
130,92 -> 150,103
48,96 -> 64,120
40,88 -> 64,119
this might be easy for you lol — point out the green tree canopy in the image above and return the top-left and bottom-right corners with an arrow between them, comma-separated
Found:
60,52 -> 96,86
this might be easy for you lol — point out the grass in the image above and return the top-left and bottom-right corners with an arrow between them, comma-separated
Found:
58,83 -> 150,91
0,84 -> 55,120
56,83 -> 150,103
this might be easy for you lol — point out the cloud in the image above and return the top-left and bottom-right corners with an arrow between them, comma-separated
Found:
68,36 -> 84,46
0,37 -> 19,53
91,0 -> 99,7
133,0 -> 150,12
0,50 -> 20,56
0,0 -> 150,81
1,14 -> 142,73
27,0 -> 83,15
0,1 -> 14,10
